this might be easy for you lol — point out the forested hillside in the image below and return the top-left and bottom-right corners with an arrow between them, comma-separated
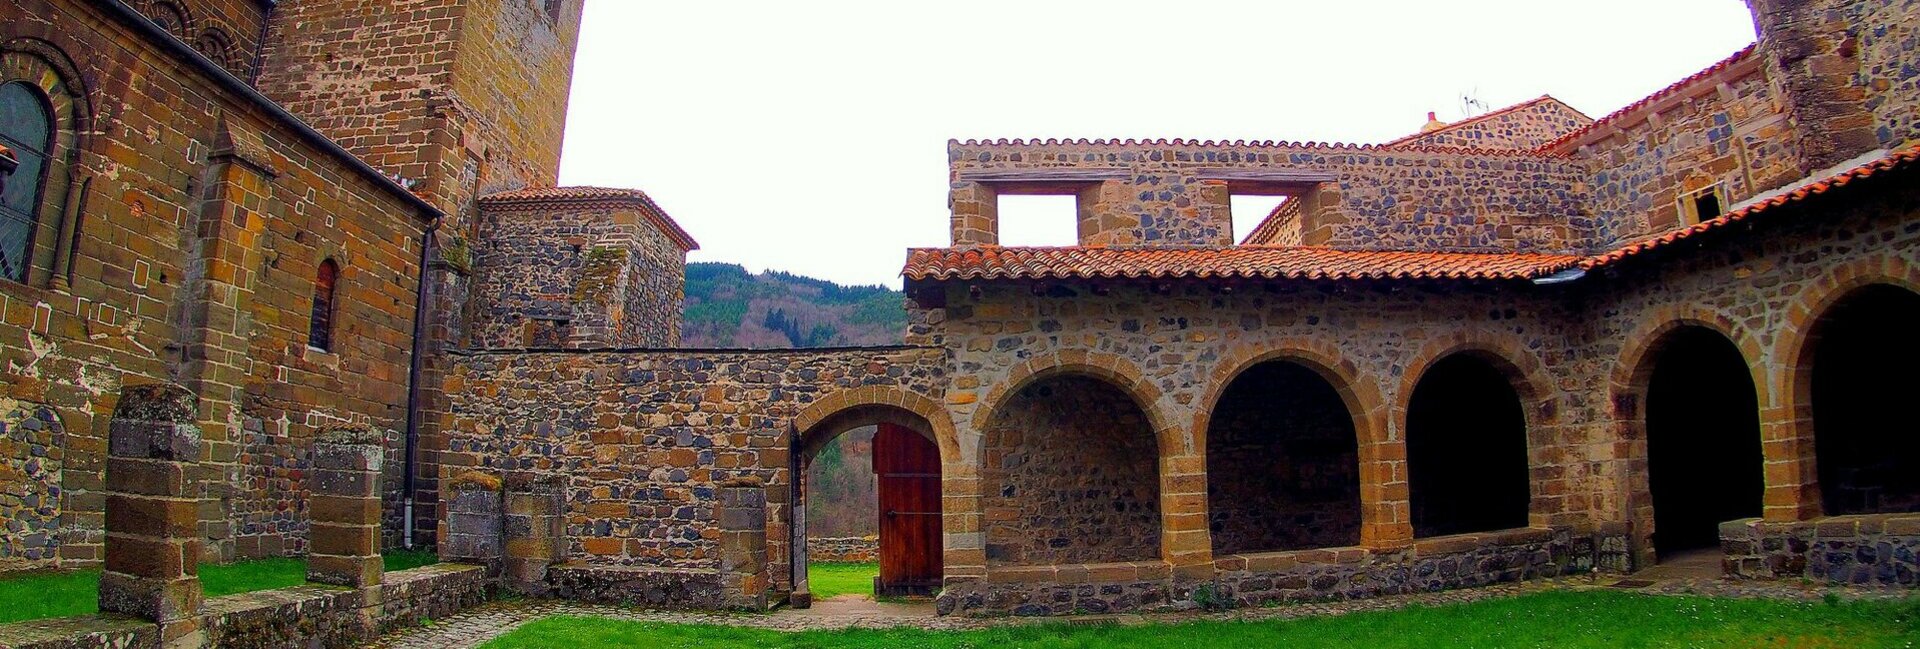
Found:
681,262 -> 907,348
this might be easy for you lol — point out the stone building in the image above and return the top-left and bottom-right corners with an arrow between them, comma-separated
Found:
0,0 -> 1917,627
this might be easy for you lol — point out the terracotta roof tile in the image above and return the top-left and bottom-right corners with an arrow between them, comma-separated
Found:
1582,145 -> 1920,270
903,246 -> 1583,283
1538,44 -> 1759,154
479,185 -> 700,252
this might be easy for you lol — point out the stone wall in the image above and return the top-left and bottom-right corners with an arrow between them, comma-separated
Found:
807,536 -> 878,562
468,200 -> 688,350
983,375 -> 1161,566
442,346 -> 948,591
1213,527 -> 1601,608
1,0 -> 435,566
1391,98 -> 1591,151
0,399 -> 62,571
1860,0 -> 1920,148
1721,515 -> 1920,586
950,139 -> 1593,253
1573,54 -> 1804,248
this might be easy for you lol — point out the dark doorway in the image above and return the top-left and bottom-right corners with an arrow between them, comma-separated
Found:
874,423 -> 942,595
1811,285 -> 1920,516
1206,360 -> 1361,554
1407,354 -> 1532,538
1646,327 -> 1764,556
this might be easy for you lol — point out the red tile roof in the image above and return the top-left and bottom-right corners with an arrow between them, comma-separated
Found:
1538,44 -> 1760,154
1582,145 -> 1920,270
905,146 -> 1920,284
903,246 -> 1583,283
480,186 -> 700,252
1379,95 -> 1591,149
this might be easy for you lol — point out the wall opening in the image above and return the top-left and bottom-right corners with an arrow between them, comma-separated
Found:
796,407 -> 942,600
1646,326 -> 1763,556
1810,284 -> 1920,516
995,194 -> 1079,247
984,374 -> 1160,565
1206,360 -> 1361,555
1230,195 -> 1290,245
1407,354 -> 1531,538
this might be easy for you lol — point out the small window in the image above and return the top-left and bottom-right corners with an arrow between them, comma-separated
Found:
996,194 -> 1079,247
309,259 -> 339,351
1678,185 -> 1726,225
543,0 -> 565,23
0,82 -> 51,283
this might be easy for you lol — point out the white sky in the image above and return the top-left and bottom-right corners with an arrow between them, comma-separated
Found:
558,1 -> 1760,288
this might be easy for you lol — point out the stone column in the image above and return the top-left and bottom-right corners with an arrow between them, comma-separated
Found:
949,182 -> 999,247
718,480 -> 769,611
99,384 -> 206,647
1159,447 -> 1215,582
503,472 -> 566,595
440,471 -> 504,572
307,424 -> 384,639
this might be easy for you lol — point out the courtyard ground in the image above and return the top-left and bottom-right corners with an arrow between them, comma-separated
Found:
370,573 -> 1919,649
806,562 -> 878,600
0,550 -> 438,624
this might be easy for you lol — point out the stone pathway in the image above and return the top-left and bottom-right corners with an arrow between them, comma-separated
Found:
366,575 -> 1914,649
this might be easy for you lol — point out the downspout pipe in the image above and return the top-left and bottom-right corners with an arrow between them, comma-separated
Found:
402,222 -> 440,549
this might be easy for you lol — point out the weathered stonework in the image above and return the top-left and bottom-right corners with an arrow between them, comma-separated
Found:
807,536 -> 879,563
0,399 -> 63,570
1721,514 -> 1920,586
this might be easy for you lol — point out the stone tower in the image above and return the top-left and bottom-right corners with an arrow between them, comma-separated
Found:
255,0 -> 586,227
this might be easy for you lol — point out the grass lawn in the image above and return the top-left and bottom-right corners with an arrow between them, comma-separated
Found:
807,562 -> 877,600
0,549 -> 439,625
481,590 -> 1920,649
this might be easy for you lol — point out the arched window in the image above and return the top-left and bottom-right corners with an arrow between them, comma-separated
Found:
0,81 -> 51,283
309,259 -> 338,351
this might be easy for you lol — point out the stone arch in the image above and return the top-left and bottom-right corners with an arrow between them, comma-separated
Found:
1196,342 -> 1401,549
975,350 -> 1169,566
973,349 -> 1176,458
1610,310 -> 1766,567
1397,334 -> 1550,537
139,0 -> 196,38
1778,257 -> 1920,520
793,385 -> 957,467
1,38 -> 90,289
195,25 -> 243,75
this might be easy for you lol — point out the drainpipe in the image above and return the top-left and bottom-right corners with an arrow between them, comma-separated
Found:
402,221 -> 439,549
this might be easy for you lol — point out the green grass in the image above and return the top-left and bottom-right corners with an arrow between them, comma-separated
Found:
481,590 -> 1920,649
806,562 -> 877,600
0,549 -> 441,625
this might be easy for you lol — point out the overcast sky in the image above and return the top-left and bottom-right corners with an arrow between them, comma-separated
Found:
558,1 -> 1760,288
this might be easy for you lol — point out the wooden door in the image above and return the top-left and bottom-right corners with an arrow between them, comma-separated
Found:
874,423 -> 942,595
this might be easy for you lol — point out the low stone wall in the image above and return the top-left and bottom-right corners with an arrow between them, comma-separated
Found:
0,564 -> 489,649
547,564 -> 725,610
1216,527 -> 1595,607
808,536 -> 879,563
937,526 -> 1612,616
1721,514 -> 1920,586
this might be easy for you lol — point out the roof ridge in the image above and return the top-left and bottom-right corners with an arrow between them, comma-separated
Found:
1378,95 -> 1588,148
1538,43 -> 1761,154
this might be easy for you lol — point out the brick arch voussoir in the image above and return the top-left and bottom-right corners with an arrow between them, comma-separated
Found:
1395,332 -> 1556,431
973,350 -> 1177,459
792,385 -> 959,470
1194,339 -> 1387,451
1610,306 -> 1769,421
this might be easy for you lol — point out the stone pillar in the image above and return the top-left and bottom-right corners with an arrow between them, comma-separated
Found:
307,424 -> 384,639
718,480 -> 769,611
1749,0 -> 1880,172
949,182 -> 999,247
1160,449 -> 1214,582
99,384 -> 206,647
503,472 -> 566,595
440,471 -> 503,572
1075,180 -> 1142,247
790,466 -> 812,609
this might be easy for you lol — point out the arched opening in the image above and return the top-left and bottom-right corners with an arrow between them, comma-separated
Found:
794,405 -> 942,604
984,373 -> 1161,565
309,258 -> 338,351
1407,354 -> 1531,538
1810,284 -> 1920,516
1645,326 -> 1763,558
1206,360 -> 1361,554
0,80 -> 52,283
